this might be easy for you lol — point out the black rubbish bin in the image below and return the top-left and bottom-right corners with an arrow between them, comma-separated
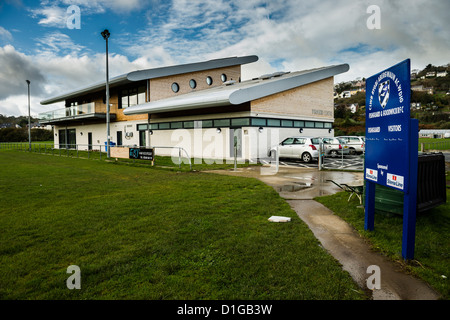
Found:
367,152 -> 447,215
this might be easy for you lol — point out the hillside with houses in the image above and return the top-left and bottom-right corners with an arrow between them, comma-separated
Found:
333,63 -> 450,136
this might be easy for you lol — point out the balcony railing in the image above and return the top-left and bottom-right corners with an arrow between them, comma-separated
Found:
39,102 -> 97,121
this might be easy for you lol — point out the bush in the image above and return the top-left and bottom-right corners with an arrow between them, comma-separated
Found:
0,128 -> 53,142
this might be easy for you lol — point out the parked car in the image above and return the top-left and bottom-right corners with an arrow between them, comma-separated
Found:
336,136 -> 365,155
268,136 -> 320,163
321,137 -> 350,157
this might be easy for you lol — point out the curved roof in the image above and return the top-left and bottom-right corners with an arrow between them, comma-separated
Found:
40,55 -> 258,105
123,63 -> 349,115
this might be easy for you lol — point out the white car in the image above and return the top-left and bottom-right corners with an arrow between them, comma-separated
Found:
268,136 -> 320,163
321,137 -> 350,157
336,136 -> 365,155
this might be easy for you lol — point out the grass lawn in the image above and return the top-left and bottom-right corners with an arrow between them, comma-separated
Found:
315,190 -> 449,299
0,151 -> 365,300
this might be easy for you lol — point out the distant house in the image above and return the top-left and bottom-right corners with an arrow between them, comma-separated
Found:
426,71 -> 436,78
411,85 -> 433,95
436,71 -> 448,77
419,129 -> 450,139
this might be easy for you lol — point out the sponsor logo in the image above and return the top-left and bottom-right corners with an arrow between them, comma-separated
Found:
378,79 -> 390,108
386,173 -> 404,190
366,168 -> 378,182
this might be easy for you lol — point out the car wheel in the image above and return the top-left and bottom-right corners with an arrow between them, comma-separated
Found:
301,152 -> 312,163
330,150 -> 338,157
349,148 -> 356,155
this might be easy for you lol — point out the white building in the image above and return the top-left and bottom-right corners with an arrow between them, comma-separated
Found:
39,55 -> 349,161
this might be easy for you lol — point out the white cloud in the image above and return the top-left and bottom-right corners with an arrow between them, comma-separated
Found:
0,26 -> 13,42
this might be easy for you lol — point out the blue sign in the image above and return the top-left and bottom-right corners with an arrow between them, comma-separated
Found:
364,59 -> 411,192
364,59 -> 419,260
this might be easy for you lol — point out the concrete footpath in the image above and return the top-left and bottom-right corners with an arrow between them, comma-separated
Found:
210,166 -> 440,300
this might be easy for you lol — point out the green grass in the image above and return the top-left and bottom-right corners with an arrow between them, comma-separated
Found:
419,138 -> 450,151
0,151 -> 365,300
315,190 -> 450,299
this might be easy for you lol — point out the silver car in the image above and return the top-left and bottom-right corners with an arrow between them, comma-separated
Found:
268,136 -> 320,163
336,136 -> 365,155
321,137 -> 350,157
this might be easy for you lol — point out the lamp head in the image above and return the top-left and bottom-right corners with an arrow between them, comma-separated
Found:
26,80 -> 30,85
101,29 -> 110,39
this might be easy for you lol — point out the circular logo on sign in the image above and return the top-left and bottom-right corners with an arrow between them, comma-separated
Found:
378,79 -> 390,108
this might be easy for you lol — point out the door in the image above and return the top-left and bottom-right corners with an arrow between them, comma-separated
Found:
88,132 -> 92,150
117,131 -> 123,146
279,137 -> 295,157
230,128 -> 242,158
291,138 -> 306,158
139,130 -> 146,147
67,129 -> 76,149
58,129 -> 66,149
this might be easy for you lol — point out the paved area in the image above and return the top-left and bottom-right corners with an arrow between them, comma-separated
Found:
209,165 -> 440,300
261,154 -> 364,171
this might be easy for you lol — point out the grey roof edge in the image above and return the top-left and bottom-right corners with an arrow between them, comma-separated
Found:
40,74 -> 131,105
126,55 -> 259,81
40,55 -> 258,105
229,63 -> 349,105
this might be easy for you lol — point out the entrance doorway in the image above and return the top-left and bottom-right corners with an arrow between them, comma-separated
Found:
230,128 -> 242,158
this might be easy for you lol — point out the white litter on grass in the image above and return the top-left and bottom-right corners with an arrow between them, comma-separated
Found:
268,216 -> 291,223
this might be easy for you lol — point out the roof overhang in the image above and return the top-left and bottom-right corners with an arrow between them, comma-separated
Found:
123,63 -> 349,116
40,55 -> 258,106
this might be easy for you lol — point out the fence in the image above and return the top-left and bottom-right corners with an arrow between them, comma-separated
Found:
420,140 -> 450,152
0,142 -> 192,170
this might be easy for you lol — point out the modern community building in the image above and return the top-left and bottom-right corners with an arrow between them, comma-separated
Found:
39,55 -> 349,161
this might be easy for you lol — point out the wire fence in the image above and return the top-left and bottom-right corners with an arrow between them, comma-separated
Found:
0,142 -> 192,170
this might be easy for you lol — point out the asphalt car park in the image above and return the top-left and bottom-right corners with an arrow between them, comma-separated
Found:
261,154 -> 364,171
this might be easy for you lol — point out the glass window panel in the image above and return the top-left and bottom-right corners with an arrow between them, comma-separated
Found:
129,93 -> 138,106
324,122 -> 332,128
159,122 -> 170,129
293,120 -> 304,128
121,95 -> 128,109
267,119 -> 281,127
183,121 -> 194,128
305,121 -> 314,128
315,122 -> 324,128
202,120 -> 213,128
171,122 -> 183,129
149,124 -> 158,130
281,120 -> 293,127
251,118 -> 266,126
282,138 -> 295,145
137,124 -> 148,131
214,119 -> 230,127
231,118 -> 250,126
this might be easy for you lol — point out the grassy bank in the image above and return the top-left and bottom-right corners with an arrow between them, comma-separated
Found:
0,151 -> 364,300
315,190 -> 449,299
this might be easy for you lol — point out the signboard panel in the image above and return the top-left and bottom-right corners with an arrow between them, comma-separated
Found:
129,148 -> 154,161
365,59 -> 411,192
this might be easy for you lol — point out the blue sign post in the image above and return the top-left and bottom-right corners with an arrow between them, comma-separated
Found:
364,59 -> 418,260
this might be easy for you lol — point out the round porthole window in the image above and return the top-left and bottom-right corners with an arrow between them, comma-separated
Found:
221,74 -> 227,82
171,82 -> 179,93
206,76 -> 213,86
189,79 -> 197,89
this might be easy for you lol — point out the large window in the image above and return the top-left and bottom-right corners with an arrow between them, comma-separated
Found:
120,86 -> 146,109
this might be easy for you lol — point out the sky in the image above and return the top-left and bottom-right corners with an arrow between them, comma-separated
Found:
0,0 -> 449,117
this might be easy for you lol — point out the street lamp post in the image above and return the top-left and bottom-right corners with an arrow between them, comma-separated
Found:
101,29 -> 111,158
26,80 -> 31,151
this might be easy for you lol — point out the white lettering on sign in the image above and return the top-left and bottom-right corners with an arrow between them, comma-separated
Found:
368,127 -> 380,133
365,168 -> 378,182
386,173 -> 404,190
388,125 -> 402,132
